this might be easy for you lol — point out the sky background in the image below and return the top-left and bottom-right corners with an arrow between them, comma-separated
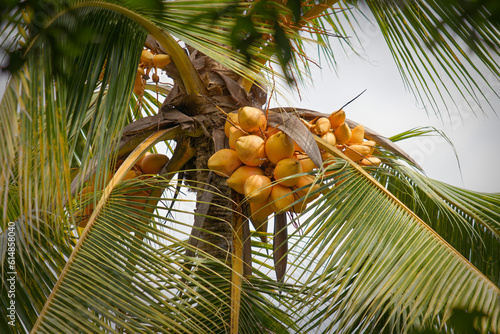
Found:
271,8 -> 500,193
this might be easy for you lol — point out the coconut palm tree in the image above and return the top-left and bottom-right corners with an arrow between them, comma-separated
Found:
0,0 -> 499,333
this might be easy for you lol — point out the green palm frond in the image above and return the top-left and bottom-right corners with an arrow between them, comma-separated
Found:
286,160 -> 499,333
373,161 -> 500,284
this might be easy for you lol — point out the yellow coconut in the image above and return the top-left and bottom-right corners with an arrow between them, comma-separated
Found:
359,156 -> 381,166
229,126 -> 246,150
140,153 -> 169,174
348,124 -> 364,144
249,200 -> 273,243
334,123 -> 352,144
235,135 -> 267,166
269,184 -> 295,214
343,144 -> 371,161
133,82 -> 145,96
314,117 -> 331,135
207,149 -> 243,177
224,111 -> 239,138
362,140 -> 377,155
153,54 -> 171,67
294,175 -> 321,203
291,193 -> 307,214
135,67 -> 144,86
265,131 -> 295,164
321,131 -> 337,146
273,158 -> 303,187
295,153 -> 316,172
238,106 -> 267,133
123,169 -> 140,181
226,165 -> 265,194
328,110 -> 346,129
244,175 -> 272,203
141,50 -> 154,66
136,152 -> 151,168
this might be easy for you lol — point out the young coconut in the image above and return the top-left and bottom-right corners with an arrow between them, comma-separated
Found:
250,200 -> 273,243
321,131 -> 336,146
265,131 -> 295,164
328,110 -> 346,129
294,175 -> 321,203
243,174 -> 272,203
314,117 -> 331,135
269,184 -> 295,214
238,106 -> 267,133
362,140 -> 377,155
295,153 -> 316,173
224,111 -> 239,137
334,123 -> 352,144
227,165 -> 265,194
207,149 -> 243,177
235,135 -> 267,166
343,144 -> 371,161
359,156 -> 381,166
141,49 -> 154,66
229,126 -> 246,150
348,124 -> 364,144
140,153 -> 169,174
153,54 -> 171,68
291,193 -> 307,214
273,158 -> 303,187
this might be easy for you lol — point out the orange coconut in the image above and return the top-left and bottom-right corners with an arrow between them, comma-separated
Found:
269,184 -> 295,214
224,111 -> 239,138
328,110 -> 346,129
295,153 -> 316,173
334,123 -> 352,144
140,153 -> 169,174
348,124 -> 364,144
140,50 -> 154,66
273,158 -> 303,187
207,149 -> 242,177
238,106 -> 267,133
243,174 -> 272,203
235,135 -> 267,166
343,144 -> 371,161
314,117 -> 331,135
227,165 -> 265,194
229,126 -> 246,149
249,200 -> 273,243
153,54 -> 171,67
265,131 -> 295,164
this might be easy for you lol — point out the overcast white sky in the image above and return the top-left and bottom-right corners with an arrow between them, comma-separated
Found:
271,10 -> 500,193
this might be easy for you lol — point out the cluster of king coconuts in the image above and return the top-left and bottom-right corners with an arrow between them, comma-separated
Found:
75,153 -> 169,231
207,107 -> 381,237
133,49 -> 171,97
308,110 -> 381,167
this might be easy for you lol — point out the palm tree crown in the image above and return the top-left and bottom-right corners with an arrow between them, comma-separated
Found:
0,0 -> 499,333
